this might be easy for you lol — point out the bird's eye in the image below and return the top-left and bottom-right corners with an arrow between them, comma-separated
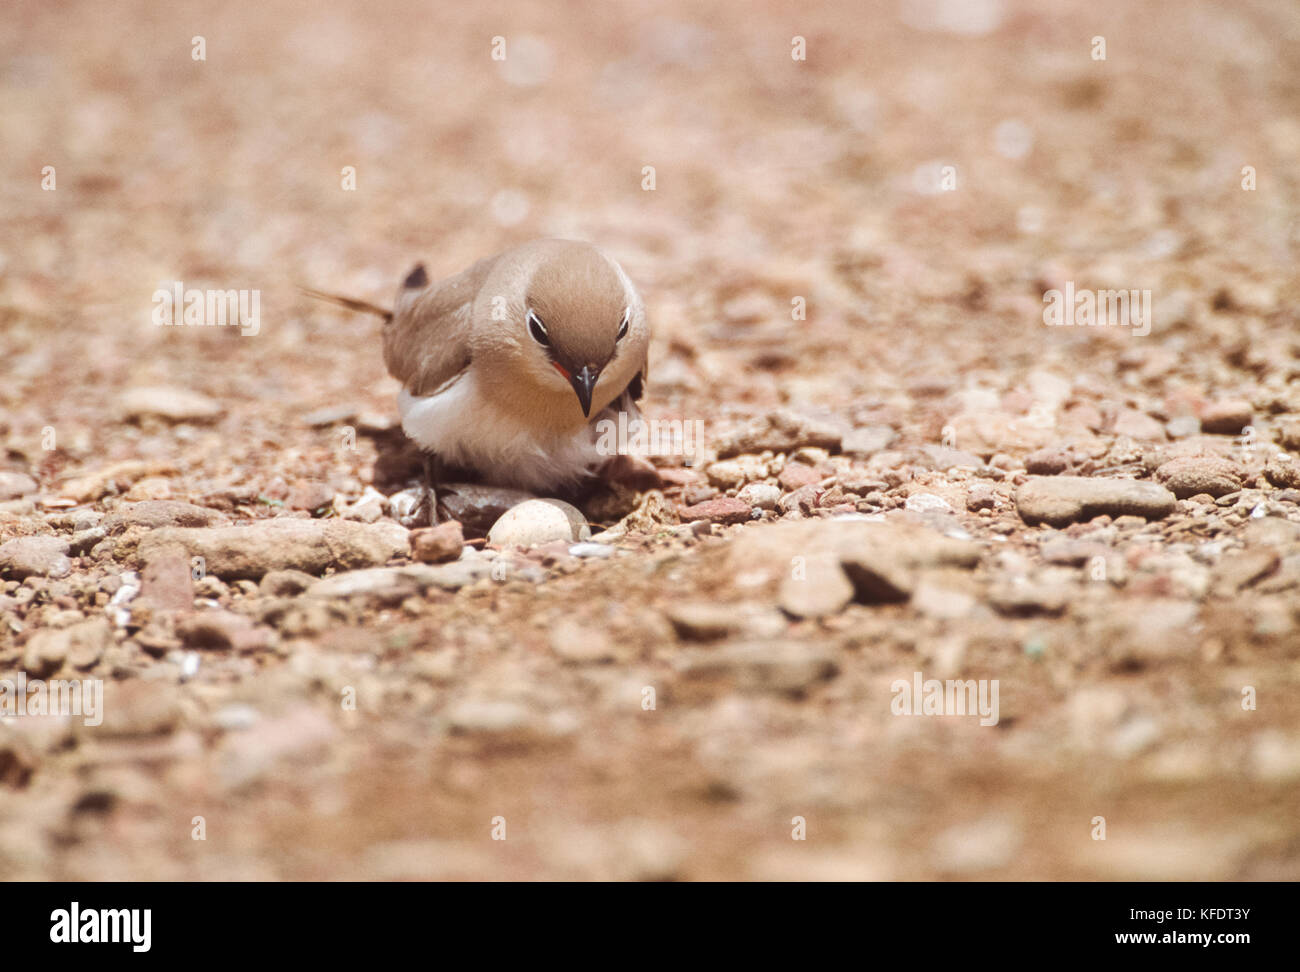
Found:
527,310 -> 550,346
616,310 -> 629,341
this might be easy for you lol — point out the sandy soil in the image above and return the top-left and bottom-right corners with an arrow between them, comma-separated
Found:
1,0 -> 1299,879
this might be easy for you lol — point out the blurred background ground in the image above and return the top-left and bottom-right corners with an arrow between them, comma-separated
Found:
1,0 -> 1299,879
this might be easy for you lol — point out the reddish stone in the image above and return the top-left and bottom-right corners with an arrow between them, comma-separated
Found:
410,520 -> 464,564
138,544 -> 194,613
1199,400 -> 1252,436
778,463 -> 824,491
287,480 -> 336,513
679,497 -> 753,525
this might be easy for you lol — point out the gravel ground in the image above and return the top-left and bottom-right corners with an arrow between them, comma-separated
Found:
2,0 -> 1299,880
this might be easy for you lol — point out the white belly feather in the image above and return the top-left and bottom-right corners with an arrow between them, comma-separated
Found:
397,374 -> 606,492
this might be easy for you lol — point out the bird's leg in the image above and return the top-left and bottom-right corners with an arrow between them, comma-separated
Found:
417,453 -> 444,526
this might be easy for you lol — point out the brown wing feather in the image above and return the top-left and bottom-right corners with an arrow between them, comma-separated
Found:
383,254 -> 497,396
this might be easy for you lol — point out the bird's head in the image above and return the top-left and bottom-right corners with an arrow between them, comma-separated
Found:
519,244 -> 645,418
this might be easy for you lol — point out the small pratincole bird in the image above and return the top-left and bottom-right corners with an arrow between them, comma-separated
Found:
306,239 -> 650,501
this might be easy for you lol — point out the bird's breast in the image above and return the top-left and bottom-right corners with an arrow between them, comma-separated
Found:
397,372 -> 607,491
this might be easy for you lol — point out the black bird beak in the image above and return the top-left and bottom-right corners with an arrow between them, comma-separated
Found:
570,365 -> 600,417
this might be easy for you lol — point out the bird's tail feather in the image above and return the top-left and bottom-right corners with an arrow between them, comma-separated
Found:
300,287 -> 393,323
